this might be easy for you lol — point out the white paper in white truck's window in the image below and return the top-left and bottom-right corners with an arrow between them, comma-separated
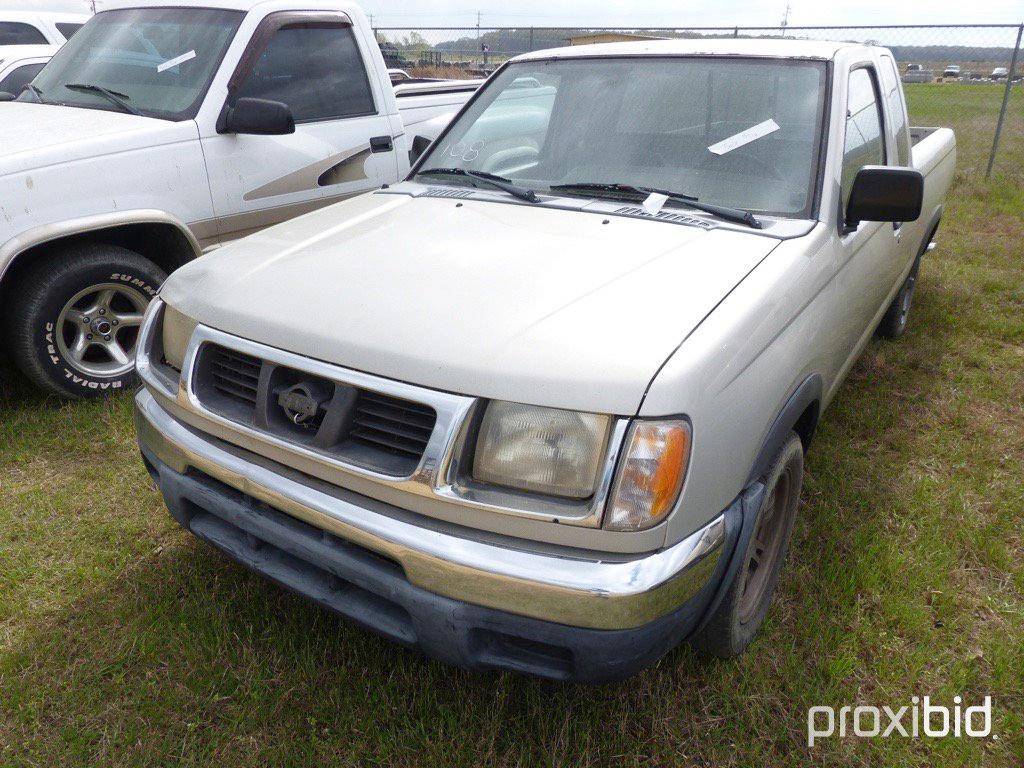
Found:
157,50 -> 197,73
707,119 -> 781,155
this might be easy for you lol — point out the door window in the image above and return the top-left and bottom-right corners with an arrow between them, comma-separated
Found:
234,23 -> 375,123
0,62 -> 45,95
0,22 -> 47,45
879,55 -> 910,166
841,67 -> 886,210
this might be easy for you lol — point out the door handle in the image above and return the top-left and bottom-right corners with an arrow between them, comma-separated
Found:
369,135 -> 394,153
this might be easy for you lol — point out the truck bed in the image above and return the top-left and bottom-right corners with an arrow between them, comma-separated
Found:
394,79 -> 482,134
910,126 -> 939,147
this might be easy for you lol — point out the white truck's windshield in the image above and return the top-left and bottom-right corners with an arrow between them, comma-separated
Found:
418,57 -> 829,218
22,7 -> 243,120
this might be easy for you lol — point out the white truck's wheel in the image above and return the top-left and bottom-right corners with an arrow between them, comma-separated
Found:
691,432 -> 804,658
5,244 -> 165,399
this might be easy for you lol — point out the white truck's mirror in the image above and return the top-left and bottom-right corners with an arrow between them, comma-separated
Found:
846,165 -> 924,229
220,97 -> 295,136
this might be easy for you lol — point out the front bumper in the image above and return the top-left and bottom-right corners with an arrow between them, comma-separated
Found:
136,388 -> 746,681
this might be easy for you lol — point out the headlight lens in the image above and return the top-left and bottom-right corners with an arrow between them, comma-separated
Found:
161,302 -> 198,372
605,420 -> 691,531
472,401 -> 611,499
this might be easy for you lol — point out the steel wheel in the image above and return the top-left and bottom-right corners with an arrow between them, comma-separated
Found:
896,270 -> 917,331
738,462 -> 797,625
55,282 -> 149,378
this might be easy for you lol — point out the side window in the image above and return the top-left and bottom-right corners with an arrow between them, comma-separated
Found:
55,22 -> 84,40
0,22 -> 48,45
841,67 -> 886,211
0,63 -> 45,95
234,23 -> 376,123
879,55 -> 910,166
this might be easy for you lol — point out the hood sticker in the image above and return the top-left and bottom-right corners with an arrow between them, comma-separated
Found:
708,118 -> 780,155
157,50 -> 197,73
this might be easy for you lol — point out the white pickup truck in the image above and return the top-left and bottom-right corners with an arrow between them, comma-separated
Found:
0,0 -> 478,397
136,39 -> 955,681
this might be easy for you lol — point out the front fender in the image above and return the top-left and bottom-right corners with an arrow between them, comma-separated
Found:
0,209 -> 202,282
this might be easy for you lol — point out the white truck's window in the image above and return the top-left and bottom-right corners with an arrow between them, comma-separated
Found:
841,68 -> 886,209
24,7 -> 244,120
55,22 -> 84,40
0,22 -> 47,45
879,55 -> 910,166
234,24 -> 375,123
0,63 -> 45,95
419,57 -> 828,218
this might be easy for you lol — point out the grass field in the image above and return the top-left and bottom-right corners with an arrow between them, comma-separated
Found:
1,84 -> 1022,766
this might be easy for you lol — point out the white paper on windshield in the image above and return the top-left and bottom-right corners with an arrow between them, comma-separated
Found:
707,119 -> 780,155
157,50 -> 197,73
642,192 -> 669,216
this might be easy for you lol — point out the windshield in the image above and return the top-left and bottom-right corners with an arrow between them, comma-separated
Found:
418,57 -> 828,218
22,7 -> 243,120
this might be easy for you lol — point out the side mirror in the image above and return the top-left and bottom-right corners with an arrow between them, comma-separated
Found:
409,135 -> 432,166
0,92 -> 15,102
219,97 -> 295,136
845,166 -> 923,230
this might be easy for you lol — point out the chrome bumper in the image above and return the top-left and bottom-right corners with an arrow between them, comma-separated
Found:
135,387 -> 726,631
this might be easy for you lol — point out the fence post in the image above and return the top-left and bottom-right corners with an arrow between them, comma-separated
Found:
986,23 -> 1024,178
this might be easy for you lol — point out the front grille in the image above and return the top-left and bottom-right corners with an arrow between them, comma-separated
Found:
193,343 -> 437,476
208,347 -> 261,408
351,391 -> 436,460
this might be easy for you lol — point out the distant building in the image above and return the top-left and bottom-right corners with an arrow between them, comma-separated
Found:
566,32 -> 667,46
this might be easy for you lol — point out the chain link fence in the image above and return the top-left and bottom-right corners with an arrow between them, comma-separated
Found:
376,23 -> 1024,177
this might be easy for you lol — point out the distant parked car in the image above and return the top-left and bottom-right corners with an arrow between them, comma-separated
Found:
0,11 -> 87,47
991,67 -> 1009,80
902,63 -> 933,84
943,64 -> 961,78
0,45 -> 56,97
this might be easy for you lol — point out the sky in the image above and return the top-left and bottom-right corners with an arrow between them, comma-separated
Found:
8,0 -> 1022,30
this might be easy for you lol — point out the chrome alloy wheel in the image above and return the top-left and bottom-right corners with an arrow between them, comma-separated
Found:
55,283 -> 150,378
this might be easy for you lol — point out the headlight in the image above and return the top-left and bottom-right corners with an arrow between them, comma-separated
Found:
605,420 -> 691,531
161,302 -> 198,372
472,401 -> 611,499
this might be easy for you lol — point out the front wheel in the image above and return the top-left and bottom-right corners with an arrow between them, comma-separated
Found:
5,244 -> 165,399
691,432 -> 804,658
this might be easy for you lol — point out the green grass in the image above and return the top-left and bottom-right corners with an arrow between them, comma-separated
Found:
1,85 -> 1022,767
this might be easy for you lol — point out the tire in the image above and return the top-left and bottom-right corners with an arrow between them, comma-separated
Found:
691,432 -> 804,659
876,256 -> 921,339
5,244 -> 165,399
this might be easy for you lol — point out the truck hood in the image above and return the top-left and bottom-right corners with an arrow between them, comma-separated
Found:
162,193 -> 779,415
0,102 -> 188,174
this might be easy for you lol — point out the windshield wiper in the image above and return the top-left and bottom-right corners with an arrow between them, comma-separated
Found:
64,83 -> 142,116
417,167 -> 538,203
19,83 -> 43,102
549,182 -> 762,229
